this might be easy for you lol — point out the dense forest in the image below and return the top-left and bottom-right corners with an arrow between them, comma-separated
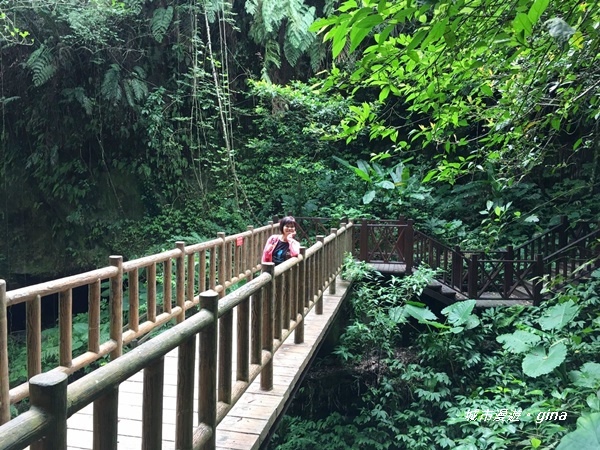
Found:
1,0 -> 599,448
1,0 -> 597,287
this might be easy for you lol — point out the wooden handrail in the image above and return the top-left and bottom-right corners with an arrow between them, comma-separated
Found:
0,220 -> 353,447
354,218 -> 597,303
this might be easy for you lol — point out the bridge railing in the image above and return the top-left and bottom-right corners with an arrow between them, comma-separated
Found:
0,221 -> 353,448
352,218 -> 598,305
0,222 -> 276,425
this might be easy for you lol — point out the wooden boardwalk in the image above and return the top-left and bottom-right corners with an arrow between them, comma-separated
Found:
64,277 -> 351,450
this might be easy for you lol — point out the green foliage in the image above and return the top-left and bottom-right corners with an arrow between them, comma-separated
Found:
496,299 -> 581,378
270,267 -> 600,449
310,0 -> 600,217
26,44 -> 57,87
557,413 -> 600,450
245,0 -> 318,79
150,6 -> 173,43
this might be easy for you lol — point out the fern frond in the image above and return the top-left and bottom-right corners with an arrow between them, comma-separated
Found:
62,87 -> 94,115
150,6 -> 174,43
262,0 -> 285,33
101,64 -> 123,104
132,79 -> 148,102
244,0 -> 259,15
283,3 -> 315,66
264,39 -> 281,69
308,40 -> 327,73
26,44 -> 57,87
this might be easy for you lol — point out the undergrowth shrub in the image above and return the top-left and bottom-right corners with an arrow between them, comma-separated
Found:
268,262 -> 600,449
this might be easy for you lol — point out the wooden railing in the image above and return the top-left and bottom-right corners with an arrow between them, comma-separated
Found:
0,220 -> 353,446
353,217 -> 599,305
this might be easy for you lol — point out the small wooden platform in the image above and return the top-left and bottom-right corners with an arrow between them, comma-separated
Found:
369,262 -> 532,307
64,277 -> 351,449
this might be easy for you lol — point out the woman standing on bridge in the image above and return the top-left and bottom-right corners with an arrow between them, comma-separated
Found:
262,216 -> 300,265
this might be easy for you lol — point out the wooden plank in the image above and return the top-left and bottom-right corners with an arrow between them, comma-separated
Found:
65,276 -> 350,449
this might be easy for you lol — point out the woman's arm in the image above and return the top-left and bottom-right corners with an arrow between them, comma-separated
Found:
262,235 -> 278,263
288,237 -> 300,257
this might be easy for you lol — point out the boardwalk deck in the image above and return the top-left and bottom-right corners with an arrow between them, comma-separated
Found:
64,276 -> 351,450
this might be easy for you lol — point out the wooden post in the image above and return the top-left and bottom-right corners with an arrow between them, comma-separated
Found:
359,219 -> 368,261
198,290 -> 218,450
503,246 -> 514,299
94,386 -> 119,449
451,246 -> 462,290
148,263 -> 157,322
209,244 -> 217,291
89,280 -> 101,353
59,289 -> 72,368
163,259 -> 172,314
176,336 -> 195,450
142,357 -> 164,450
261,263 -> 275,391
251,275 -> 263,366
187,252 -> 196,304
237,226 -> 253,383
217,232 -> 232,405
129,268 -> 139,332
533,254 -> 544,306
274,269 -> 283,340
109,255 -> 123,360
0,280 -> 9,425
247,225 -> 255,271
217,233 -> 226,295
29,372 -> 68,450
559,215 -> 568,249
316,236 -> 325,315
405,220 -> 414,273
329,228 -> 338,295
27,294 -> 42,378
176,241 -> 186,323
468,254 -> 478,299
218,305 -> 233,405
197,249 -> 206,296
295,247 -> 307,345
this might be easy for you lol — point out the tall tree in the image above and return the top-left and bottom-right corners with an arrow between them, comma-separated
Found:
311,0 -> 600,195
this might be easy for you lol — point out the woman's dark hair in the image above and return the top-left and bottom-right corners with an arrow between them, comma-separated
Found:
279,216 -> 297,232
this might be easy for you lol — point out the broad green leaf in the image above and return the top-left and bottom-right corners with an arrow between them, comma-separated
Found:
442,300 -> 477,327
497,330 -> 541,353
338,1 -> 358,13
480,84 -> 493,96
528,0 -> 549,25
557,413 -> 600,450
376,180 -> 395,190
404,304 -> 438,322
421,20 -> 447,49
352,166 -> 371,182
363,190 -> 376,204
538,300 -> 579,331
389,305 -> 407,324
569,362 -> 600,388
587,393 -> 600,411
379,86 -> 390,103
443,30 -> 457,47
522,343 -> 567,378
406,28 -> 428,52
350,26 -> 373,53
513,13 -> 533,37
332,34 -> 347,59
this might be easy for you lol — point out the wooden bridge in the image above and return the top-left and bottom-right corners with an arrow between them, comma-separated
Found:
0,217 -> 598,449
